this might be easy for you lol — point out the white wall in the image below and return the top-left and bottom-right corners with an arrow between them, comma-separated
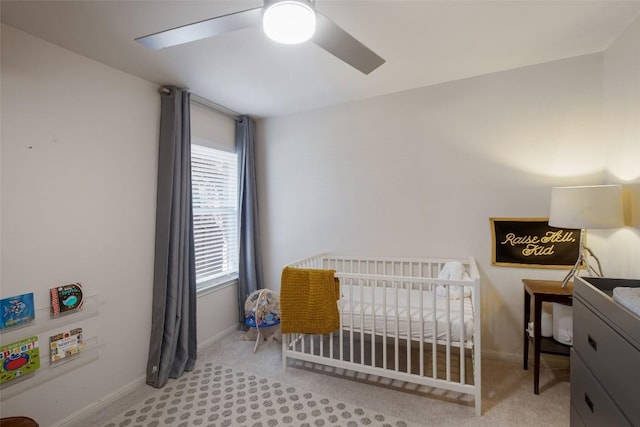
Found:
257,54 -> 610,357
0,25 -> 237,425
603,14 -> 640,278
0,24 -> 156,424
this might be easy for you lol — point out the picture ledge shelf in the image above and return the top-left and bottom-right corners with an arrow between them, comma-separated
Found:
0,294 -> 101,400
0,339 -> 101,400
0,294 -> 99,345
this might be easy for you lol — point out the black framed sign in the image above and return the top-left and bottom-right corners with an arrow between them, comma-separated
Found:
490,217 -> 581,269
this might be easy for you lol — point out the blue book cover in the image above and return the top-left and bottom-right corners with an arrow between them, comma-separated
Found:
0,292 -> 35,330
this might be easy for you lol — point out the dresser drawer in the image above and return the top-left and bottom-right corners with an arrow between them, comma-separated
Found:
573,298 -> 640,422
570,350 -> 632,427
575,278 -> 640,346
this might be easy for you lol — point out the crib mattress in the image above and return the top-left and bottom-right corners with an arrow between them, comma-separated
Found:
339,286 -> 474,342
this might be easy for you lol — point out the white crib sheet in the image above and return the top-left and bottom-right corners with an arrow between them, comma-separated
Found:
339,285 -> 474,342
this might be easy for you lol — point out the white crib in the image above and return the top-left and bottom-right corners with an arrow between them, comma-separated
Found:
281,254 -> 482,415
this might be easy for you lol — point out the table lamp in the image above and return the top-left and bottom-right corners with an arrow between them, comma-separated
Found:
548,185 -> 624,288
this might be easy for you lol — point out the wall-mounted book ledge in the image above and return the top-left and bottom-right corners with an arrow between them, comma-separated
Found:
0,295 -> 101,400
0,295 -> 98,345
0,339 -> 101,400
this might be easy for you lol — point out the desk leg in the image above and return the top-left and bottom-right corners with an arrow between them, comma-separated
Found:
533,296 -> 542,395
524,290 -> 530,370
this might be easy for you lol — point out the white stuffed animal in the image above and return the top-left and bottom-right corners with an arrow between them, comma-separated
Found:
436,261 -> 471,299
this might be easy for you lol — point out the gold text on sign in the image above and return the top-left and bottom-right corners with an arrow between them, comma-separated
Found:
501,230 -> 577,257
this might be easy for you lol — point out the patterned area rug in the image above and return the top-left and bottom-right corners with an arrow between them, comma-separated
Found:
103,363 -> 412,427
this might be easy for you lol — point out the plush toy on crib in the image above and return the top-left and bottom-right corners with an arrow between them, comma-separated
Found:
243,289 -> 281,352
436,261 -> 472,299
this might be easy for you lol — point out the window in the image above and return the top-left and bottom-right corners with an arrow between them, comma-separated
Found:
191,143 -> 238,290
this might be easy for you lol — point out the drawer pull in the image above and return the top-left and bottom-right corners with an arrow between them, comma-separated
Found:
584,393 -> 594,413
587,334 -> 598,351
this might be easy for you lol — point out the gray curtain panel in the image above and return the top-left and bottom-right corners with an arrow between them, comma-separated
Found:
237,116 -> 264,325
147,86 -> 197,388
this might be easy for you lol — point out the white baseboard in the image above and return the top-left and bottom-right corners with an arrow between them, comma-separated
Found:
52,374 -> 146,427
54,326 -> 239,426
198,324 -> 240,354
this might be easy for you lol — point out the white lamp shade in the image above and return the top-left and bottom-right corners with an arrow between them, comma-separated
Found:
549,185 -> 624,229
263,0 -> 316,44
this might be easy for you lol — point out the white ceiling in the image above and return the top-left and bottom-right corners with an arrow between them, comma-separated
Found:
2,0 -> 640,118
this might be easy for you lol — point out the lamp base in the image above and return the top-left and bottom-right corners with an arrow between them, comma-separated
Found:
561,245 -> 603,288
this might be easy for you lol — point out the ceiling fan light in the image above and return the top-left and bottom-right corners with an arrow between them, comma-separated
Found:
263,0 -> 316,44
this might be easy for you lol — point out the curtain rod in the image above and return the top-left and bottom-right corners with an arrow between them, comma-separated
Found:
159,87 -> 243,121
191,93 -> 242,121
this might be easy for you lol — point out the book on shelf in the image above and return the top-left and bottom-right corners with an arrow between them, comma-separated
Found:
0,292 -> 35,331
0,336 -> 40,384
50,283 -> 83,314
49,327 -> 83,363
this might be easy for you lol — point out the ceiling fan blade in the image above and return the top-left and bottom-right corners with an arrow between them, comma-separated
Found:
136,7 -> 263,50
311,12 -> 385,75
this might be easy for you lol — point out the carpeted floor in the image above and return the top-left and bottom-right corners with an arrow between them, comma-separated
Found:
69,330 -> 571,427
102,363 -> 410,427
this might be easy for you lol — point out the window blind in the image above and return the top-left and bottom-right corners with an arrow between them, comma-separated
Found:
191,144 -> 238,286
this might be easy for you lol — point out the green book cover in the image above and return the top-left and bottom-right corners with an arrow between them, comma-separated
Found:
0,336 -> 40,384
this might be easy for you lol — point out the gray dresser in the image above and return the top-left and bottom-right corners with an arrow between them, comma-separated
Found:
571,276 -> 640,427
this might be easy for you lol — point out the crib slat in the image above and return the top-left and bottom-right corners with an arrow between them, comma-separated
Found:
394,280 -> 399,372
339,290 -> 344,362
383,279 -> 388,370
360,279 -> 365,365
419,280 -> 424,377
371,277 -> 376,369
349,279 -> 354,363
406,280 -> 411,374
446,285 -> 451,382
432,289 -> 437,379
459,287 -> 465,384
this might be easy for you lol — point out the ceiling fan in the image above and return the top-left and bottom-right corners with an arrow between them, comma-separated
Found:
135,0 -> 385,75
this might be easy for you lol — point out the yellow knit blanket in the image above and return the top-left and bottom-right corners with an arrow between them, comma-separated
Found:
280,267 -> 340,334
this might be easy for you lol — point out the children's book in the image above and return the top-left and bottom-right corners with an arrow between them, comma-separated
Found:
0,293 -> 35,330
0,336 -> 40,384
49,328 -> 83,362
50,283 -> 83,314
